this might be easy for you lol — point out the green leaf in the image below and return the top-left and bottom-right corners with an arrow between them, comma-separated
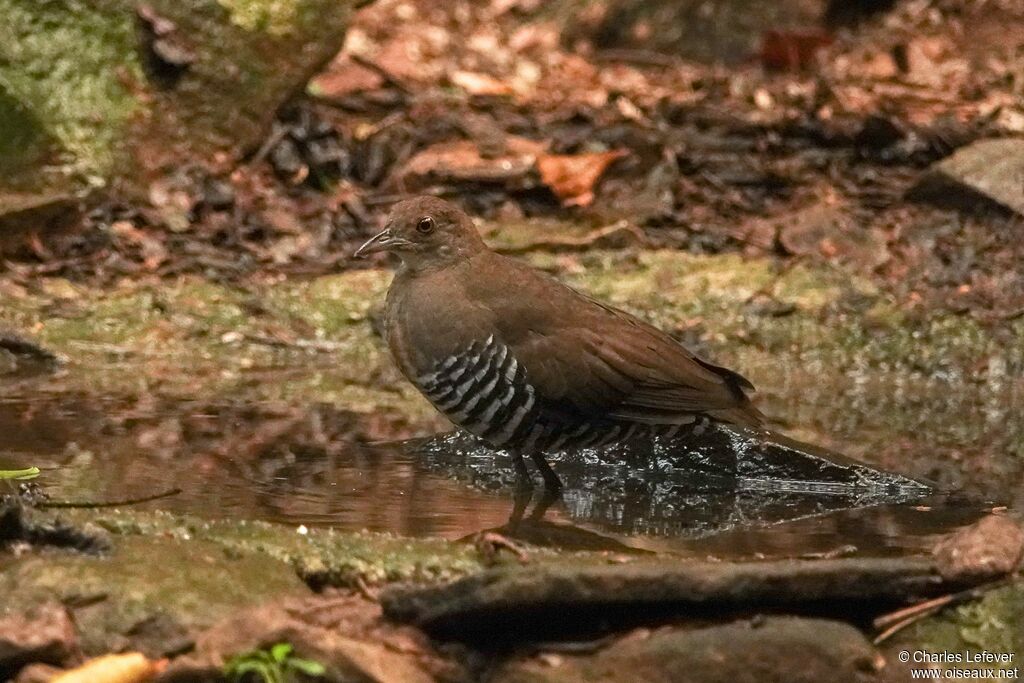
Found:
0,467 -> 40,480
286,657 -> 326,677
225,651 -> 281,683
270,643 -> 293,662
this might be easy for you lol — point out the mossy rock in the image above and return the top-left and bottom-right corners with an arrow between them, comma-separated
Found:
558,0 -> 823,64
0,0 -> 355,206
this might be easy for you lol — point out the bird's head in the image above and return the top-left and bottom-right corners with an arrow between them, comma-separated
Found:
354,196 -> 486,269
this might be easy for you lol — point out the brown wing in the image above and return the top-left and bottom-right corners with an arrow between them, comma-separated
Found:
481,256 -> 764,429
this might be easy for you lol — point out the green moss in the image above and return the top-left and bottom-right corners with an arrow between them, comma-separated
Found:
0,87 -> 52,176
84,509 -> 483,588
2,247 -> 1023,441
218,0 -> 318,34
265,270 -> 391,336
550,250 -> 1019,379
892,581 -> 1024,677
0,0 -> 144,184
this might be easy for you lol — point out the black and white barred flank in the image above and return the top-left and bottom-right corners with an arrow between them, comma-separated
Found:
415,335 -> 536,447
416,336 -> 704,453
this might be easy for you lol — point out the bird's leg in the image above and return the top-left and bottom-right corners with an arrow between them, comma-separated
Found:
510,450 -> 532,490
529,485 -> 561,521
508,485 -> 532,529
530,452 -> 563,491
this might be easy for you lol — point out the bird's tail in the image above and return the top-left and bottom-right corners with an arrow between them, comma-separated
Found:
709,400 -> 767,431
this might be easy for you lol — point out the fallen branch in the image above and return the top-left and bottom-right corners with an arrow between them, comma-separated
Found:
38,487 -> 183,509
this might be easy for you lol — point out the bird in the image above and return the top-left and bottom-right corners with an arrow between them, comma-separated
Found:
355,196 -> 764,490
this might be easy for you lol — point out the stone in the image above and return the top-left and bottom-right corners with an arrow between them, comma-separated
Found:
933,514 -> 1024,582
0,534 -> 306,657
777,203 -> 890,269
490,618 -> 886,683
0,330 -> 60,378
0,194 -> 82,258
0,603 -> 80,679
910,138 -> 1024,216
382,556 -> 952,642
0,0 -> 357,204
579,0 -> 824,64
0,503 -> 109,555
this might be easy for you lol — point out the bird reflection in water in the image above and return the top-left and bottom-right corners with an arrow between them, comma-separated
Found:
460,486 -> 654,556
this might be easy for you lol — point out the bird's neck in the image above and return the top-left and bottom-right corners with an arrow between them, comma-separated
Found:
395,248 -> 483,279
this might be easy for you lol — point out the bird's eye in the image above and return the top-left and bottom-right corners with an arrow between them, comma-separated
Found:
416,216 -> 435,234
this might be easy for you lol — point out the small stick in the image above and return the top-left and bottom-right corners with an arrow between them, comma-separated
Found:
249,122 -> 290,167
38,487 -> 183,509
354,575 -> 380,602
872,577 -> 1013,644
594,48 -> 681,68
349,53 -> 413,96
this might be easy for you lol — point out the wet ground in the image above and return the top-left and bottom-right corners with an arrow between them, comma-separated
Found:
1,351 -> 1012,561
4,1 -> 1024,679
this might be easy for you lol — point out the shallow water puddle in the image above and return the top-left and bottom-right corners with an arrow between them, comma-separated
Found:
0,382 -> 1005,560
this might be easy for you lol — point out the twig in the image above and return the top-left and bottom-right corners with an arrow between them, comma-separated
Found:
249,122 -> 290,167
978,305 -> 1024,322
743,255 -> 807,304
594,48 -> 681,68
497,222 -> 648,255
38,487 -> 183,509
354,575 -> 380,602
349,53 -> 413,96
242,334 -> 348,353
872,577 -> 1014,644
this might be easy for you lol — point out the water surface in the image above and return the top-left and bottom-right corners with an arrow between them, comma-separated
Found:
1,365 -> 1012,559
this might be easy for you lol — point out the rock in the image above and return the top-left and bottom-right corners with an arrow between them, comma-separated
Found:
0,330 -> 61,377
580,0 -> 824,64
0,503 -> 110,555
382,556 -> 951,643
933,515 -> 1024,582
490,618 -> 885,683
1,534 -> 306,658
0,194 -> 82,258
0,0 -> 357,203
0,603 -> 80,678
910,138 -> 1024,216
160,595 -> 443,683
777,204 -> 889,270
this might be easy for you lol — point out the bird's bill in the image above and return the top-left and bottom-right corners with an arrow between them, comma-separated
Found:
354,228 -> 410,257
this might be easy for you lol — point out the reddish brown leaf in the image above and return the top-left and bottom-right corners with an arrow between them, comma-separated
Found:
537,150 -> 627,206
309,58 -> 386,99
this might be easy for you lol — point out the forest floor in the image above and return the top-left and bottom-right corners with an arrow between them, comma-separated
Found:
2,0 -> 1024,681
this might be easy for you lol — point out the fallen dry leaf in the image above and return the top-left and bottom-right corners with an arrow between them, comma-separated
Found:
402,137 -> 547,187
52,653 -> 165,683
449,70 -> 512,96
309,58 -> 386,99
110,221 -> 168,271
537,150 -> 627,206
